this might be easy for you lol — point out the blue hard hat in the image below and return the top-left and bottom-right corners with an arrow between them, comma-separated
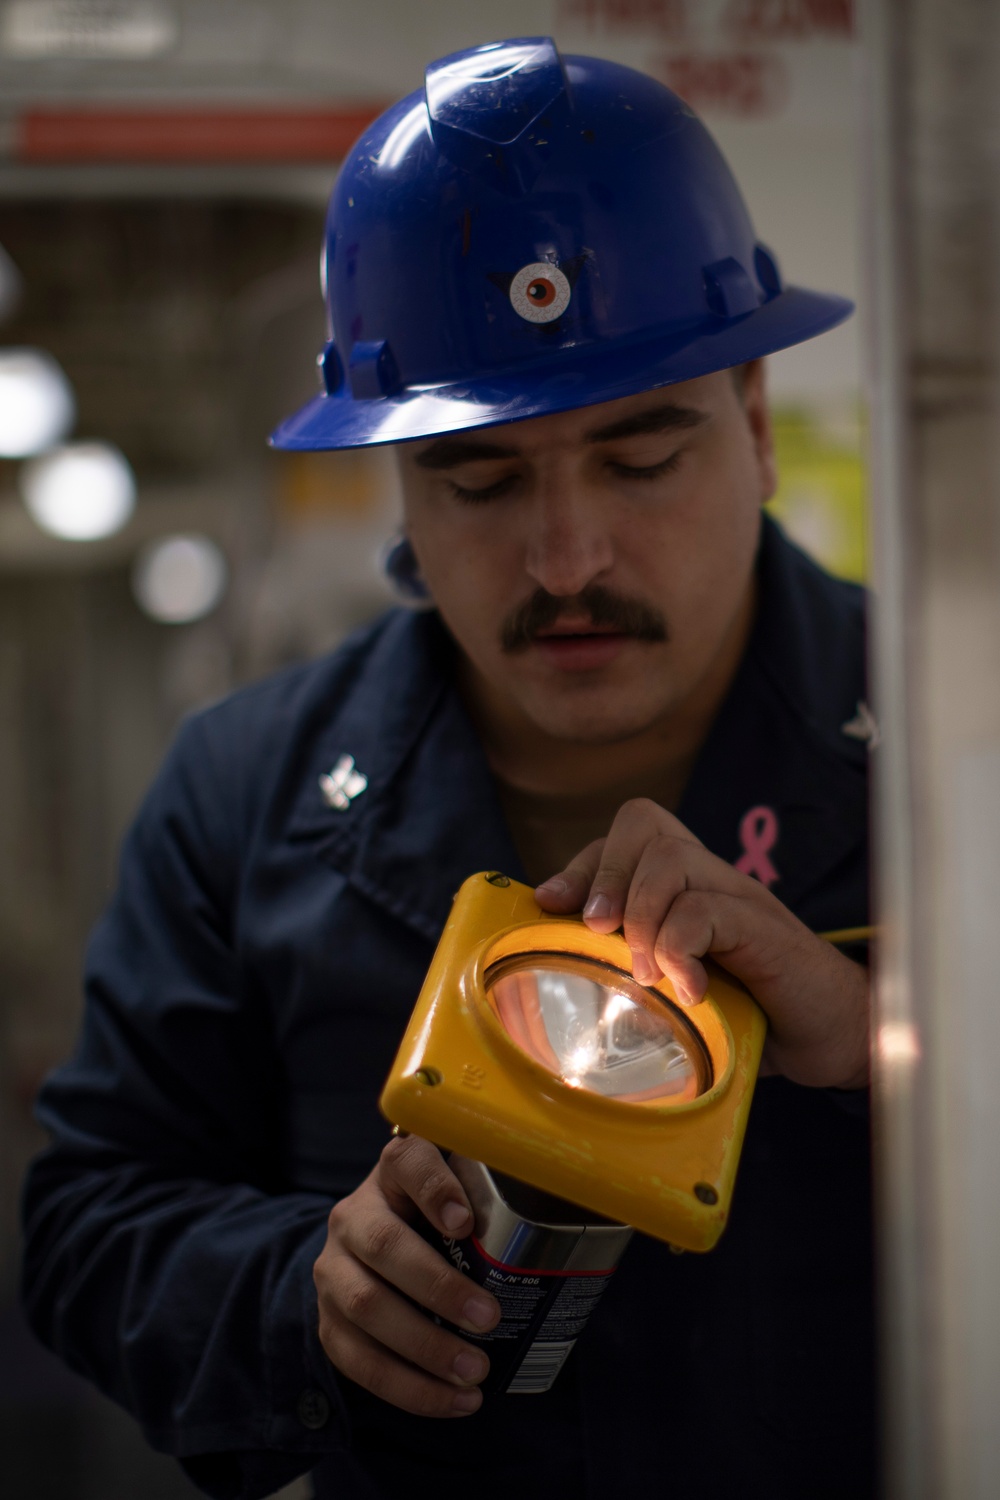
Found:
271,37 -> 852,452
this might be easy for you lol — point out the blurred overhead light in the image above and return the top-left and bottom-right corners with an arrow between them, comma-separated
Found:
21,442 -> 136,541
132,534 -> 228,624
0,349 -> 75,457
1,0 -> 177,58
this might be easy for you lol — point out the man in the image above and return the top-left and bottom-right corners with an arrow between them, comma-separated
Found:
22,38 -> 876,1500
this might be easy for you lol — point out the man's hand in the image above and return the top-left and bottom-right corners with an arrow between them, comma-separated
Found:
314,1135 -> 500,1416
535,798 -> 869,1090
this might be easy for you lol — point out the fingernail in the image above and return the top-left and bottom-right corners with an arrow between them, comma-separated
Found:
453,1349 -> 488,1384
536,877 -> 569,898
672,979 -> 702,1007
463,1295 -> 496,1330
441,1201 -> 470,1233
452,1389 -> 482,1414
632,954 -> 656,984
584,893 -> 613,922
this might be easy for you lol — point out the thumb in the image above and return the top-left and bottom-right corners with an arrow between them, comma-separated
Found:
534,838 -> 607,913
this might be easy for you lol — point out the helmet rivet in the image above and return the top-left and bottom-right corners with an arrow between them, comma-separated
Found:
317,341 -> 343,396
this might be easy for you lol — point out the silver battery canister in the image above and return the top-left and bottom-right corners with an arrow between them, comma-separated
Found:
428,1154 -> 633,1395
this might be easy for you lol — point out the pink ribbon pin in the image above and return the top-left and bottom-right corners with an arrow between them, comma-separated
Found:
735,805 -> 780,888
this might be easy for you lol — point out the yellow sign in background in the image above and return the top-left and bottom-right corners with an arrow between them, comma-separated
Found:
768,404 -> 867,583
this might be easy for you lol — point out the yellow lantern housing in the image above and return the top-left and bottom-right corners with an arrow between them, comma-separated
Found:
380,872 -> 766,1252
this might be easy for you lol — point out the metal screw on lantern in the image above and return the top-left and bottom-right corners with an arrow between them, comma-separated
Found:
413,1067 -> 443,1087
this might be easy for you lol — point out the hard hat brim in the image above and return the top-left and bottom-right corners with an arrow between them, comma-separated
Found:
269,286 -> 853,452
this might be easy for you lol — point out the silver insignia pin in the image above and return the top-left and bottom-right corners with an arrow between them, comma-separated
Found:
841,700 -> 880,749
319,754 -> 368,811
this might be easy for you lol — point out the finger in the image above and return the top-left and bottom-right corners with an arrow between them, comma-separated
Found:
535,838 -> 606,912
622,840 -> 743,987
345,1210 -> 499,1335
330,1259 -> 491,1388
377,1134 -> 474,1237
618,835 -> 691,984
320,1309 -> 483,1418
582,800 -> 701,934
654,888 -> 770,1007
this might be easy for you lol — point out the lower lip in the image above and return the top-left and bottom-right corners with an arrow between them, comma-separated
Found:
531,633 -> 630,670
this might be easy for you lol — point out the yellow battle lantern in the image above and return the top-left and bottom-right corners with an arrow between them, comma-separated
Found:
380,872 -> 766,1252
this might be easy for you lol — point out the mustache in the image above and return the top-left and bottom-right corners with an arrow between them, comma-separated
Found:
500,585 -> 669,653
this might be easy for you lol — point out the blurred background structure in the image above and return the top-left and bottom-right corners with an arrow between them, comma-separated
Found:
0,3 -> 862,1496
863,1 -> 1000,1497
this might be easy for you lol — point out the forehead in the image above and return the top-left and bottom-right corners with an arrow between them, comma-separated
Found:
399,371 -> 731,469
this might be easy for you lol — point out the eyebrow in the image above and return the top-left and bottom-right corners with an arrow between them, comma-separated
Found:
584,403 -> 709,443
412,402 -> 709,470
413,436 -> 519,469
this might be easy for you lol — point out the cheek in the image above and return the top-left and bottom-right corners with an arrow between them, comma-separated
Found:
408,512 -> 520,640
674,434 -> 762,552
622,457 -> 760,623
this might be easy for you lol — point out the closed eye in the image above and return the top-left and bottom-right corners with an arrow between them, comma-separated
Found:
448,473 -> 520,503
607,452 -> 684,481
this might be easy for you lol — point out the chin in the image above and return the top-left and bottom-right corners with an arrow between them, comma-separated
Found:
523,696 -> 670,746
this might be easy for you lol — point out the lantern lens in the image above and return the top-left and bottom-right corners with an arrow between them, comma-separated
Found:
485,954 -> 711,1102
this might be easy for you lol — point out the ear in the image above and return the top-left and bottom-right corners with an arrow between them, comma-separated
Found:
740,359 -> 778,504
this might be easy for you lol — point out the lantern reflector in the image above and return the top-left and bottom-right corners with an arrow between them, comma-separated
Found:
485,954 -> 710,1102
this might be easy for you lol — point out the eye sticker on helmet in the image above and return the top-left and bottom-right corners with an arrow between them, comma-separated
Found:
509,262 -> 572,324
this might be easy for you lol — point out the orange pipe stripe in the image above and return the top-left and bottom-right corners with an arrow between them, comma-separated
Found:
16,106 -> 386,163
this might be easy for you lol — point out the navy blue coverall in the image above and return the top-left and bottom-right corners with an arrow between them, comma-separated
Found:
21,517 -> 877,1499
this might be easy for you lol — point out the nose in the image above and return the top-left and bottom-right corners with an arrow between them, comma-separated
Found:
523,471 -> 615,597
